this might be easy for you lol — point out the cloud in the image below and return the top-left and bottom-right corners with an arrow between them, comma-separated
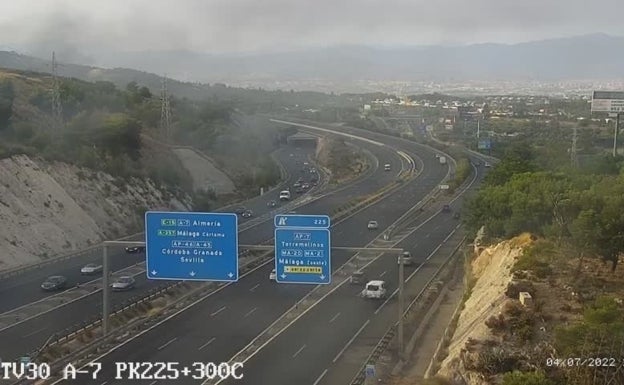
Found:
0,0 -> 622,55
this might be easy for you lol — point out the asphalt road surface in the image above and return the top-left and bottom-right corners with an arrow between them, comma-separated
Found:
53,122 -> 449,384
0,146 -> 327,358
226,157 -> 488,385
0,137 -> 407,360
0,146 -> 317,314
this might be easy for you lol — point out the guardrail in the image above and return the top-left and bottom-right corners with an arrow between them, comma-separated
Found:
23,159 -> 416,371
0,147 -> 318,281
349,235 -> 467,385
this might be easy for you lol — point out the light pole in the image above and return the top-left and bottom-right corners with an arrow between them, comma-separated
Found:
398,252 -> 405,361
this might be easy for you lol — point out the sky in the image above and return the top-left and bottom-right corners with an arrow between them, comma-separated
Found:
1,0 -> 623,62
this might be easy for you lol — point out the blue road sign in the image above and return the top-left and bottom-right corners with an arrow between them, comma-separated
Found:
274,227 -> 331,284
274,214 -> 330,229
145,211 -> 238,282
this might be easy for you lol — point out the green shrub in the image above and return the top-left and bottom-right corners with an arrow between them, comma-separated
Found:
502,371 -> 554,385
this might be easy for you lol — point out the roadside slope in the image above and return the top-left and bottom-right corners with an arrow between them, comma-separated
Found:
0,154 -> 191,270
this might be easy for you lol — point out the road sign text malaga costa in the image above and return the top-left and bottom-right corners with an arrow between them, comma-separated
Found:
145,211 -> 239,282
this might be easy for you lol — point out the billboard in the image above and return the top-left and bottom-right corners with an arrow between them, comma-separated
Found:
478,139 -> 492,150
591,91 -> 624,113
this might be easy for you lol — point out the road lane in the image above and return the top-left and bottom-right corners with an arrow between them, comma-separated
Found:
2,138 -> 407,361
0,147 -> 315,314
55,142 -> 447,384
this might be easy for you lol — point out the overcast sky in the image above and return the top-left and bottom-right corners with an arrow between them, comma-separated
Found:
1,0 -> 623,60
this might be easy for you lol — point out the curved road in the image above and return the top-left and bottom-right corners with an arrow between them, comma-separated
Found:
0,146 -> 314,314
52,119 -> 449,384
0,138 -> 405,361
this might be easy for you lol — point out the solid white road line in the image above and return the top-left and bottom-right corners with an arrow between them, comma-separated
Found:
198,337 -> 216,351
157,337 -> 176,351
249,283 -> 260,292
329,312 -> 341,323
374,226 -> 460,315
379,270 -> 387,277
333,319 -> 370,363
292,344 -> 306,358
244,307 -> 257,318
312,369 -> 328,385
211,306 -> 226,316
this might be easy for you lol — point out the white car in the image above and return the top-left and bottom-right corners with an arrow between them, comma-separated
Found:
384,164 -> 391,171
361,280 -> 387,299
484,162 -> 491,168
269,269 -> 277,281
80,263 -> 103,275
367,220 -> 379,230
111,276 -> 136,291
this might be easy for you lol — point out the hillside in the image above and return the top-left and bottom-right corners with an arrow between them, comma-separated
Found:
429,233 -> 624,385
0,154 -> 191,270
8,34 -> 623,85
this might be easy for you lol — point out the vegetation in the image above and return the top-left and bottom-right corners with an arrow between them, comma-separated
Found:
0,69 -> 285,201
463,141 -> 624,270
502,371 -> 554,385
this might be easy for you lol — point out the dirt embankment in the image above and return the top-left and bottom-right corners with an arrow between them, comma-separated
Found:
315,137 -> 369,183
0,155 -> 192,270
436,234 -> 535,385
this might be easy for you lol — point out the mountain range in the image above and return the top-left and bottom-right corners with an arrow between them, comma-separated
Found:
1,33 -> 623,95
87,33 -> 624,83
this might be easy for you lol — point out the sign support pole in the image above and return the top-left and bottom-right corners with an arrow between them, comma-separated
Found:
102,244 -> 110,336
398,257 -> 405,361
615,113 -> 620,157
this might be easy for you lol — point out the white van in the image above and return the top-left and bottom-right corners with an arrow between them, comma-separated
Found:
279,190 -> 291,201
362,280 -> 387,299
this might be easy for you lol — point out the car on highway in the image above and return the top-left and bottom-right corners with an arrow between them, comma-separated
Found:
80,263 -> 103,275
125,246 -> 145,253
293,182 -> 302,188
484,162 -> 492,168
267,200 -> 277,207
367,220 -> 379,229
241,210 -> 253,218
350,271 -> 367,285
295,187 -> 304,194
234,206 -> 247,215
398,251 -> 414,266
279,190 -> 291,201
453,212 -> 461,219
302,183 -> 310,190
384,163 -> 391,171
442,204 -> 451,213
269,269 -> 277,281
112,276 -> 136,291
362,280 -> 387,299
41,275 -> 67,291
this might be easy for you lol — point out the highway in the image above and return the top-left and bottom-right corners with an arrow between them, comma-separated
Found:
0,146 -> 324,358
52,121 -> 449,384
0,136 -> 406,361
0,146 -> 314,314
225,156 -> 487,385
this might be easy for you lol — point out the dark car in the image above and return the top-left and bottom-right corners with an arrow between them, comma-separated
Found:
295,187 -> 304,194
267,200 -> 277,207
350,271 -> 367,285
234,207 -> 247,215
41,275 -> 67,291
442,204 -> 451,213
242,210 -> 253,218
125,246 -> 145,253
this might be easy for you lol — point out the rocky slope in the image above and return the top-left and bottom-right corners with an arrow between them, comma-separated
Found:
0,154 -> 192,270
